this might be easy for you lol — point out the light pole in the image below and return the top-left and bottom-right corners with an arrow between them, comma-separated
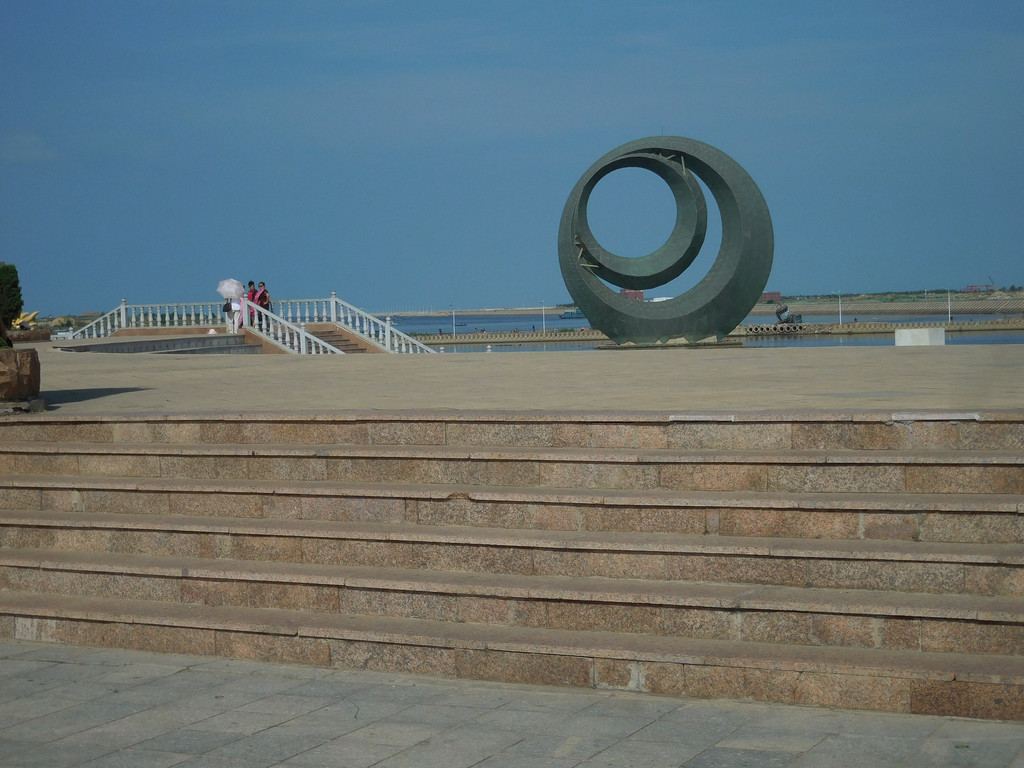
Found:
541,302 -> 546,334
450,305 -> 455,337
832,291 -> 843,325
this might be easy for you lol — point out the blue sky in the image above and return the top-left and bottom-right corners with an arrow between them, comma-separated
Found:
2,1 -> 1022,316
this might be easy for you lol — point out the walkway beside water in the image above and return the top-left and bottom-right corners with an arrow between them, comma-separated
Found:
413,319 -> 1024,348
19,339 -> 1024,414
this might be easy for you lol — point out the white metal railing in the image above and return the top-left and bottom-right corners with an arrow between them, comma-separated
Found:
274,292 -> 434,353
238,300 -> 346,355
71,299 -> 226,339
71,294 -> 436,354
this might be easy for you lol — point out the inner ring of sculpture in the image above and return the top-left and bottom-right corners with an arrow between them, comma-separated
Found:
557,136 -> 774,345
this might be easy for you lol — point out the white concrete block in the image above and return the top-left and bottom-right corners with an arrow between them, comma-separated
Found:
895,328 -> 946,346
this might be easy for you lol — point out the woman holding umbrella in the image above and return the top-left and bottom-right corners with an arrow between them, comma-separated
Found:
217,279 -> 245,333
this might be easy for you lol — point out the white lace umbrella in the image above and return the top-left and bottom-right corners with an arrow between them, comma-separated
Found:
216,278 -> 245,299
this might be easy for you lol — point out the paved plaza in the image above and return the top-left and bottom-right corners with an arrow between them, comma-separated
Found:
20,339 -> 1024,414
3,639 -> 1024,768
3,339 -> 1024,765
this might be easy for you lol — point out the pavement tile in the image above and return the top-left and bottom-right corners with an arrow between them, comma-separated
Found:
188,709 -> 300,735
371,745 -> 499,768
0,740 -> 115,768
474,758 -> 579,768
683,746 -> 801,767
467,705 -> 570,732
899,738 -> 1024,767
504,732 -> 620,760
4,640 -> 1024,766
581,736 -> 704,766
789,734 -> 922,767
276,737 -> 404,767
233,692 -> 336,717
77,748 -> 192,768
384,702 -> 489,726
136,728 -> 243,755
198,728 -> 331,765
716,725 -> 829,752
343,719 -> 444,747
631,718 -> 740,748
538,712 -> 655,740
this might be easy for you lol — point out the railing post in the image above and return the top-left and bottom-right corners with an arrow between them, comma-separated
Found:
300,322 -> 308,354
119,298 -> 127,330
330,291 -> 338,323
385,316 -> 392,351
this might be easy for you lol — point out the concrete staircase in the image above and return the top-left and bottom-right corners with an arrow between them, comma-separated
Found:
307,324 -> 372,353
1,411 -> 1023,720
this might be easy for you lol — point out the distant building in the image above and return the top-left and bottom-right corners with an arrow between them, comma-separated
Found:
760,291 -> 781,302
619,289 -> 644,301
965,284 -> 994,292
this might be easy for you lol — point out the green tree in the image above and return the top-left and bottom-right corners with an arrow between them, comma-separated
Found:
0,263 -> 24,323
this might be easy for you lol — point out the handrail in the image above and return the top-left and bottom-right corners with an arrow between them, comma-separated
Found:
274,292 -> 435,353
70,295 -> 435,354
239,300 -> 346,355
71,299 -> 226,339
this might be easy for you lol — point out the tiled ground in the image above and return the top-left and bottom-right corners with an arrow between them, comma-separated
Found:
2,640 -> 1023,767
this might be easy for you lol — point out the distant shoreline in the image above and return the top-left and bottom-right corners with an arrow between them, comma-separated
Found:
382,297 -> 1023,319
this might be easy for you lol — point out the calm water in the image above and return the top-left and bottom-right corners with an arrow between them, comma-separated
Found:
390,312 -> 1024,353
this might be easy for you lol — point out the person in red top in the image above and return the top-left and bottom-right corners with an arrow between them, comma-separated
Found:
254,282 -> 271,330
244,281 -> 257,329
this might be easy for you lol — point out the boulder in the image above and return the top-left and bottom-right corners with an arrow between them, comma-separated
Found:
0,348 -> 41,400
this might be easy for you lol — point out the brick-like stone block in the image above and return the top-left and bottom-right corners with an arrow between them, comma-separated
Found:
769,465 -> 905,494
217,631 -> 331,666
59,619 -> 217,656
594,657 -> 635,689
908,465 -> 1024,495
718,509 -> 859,539
330,639 -> 459,677
455,648 -> 592,688
740,611 -> 813,644
911,679 -> 1024,721
0,348 -> 40,400
581,506 -> 707,535
672,423 -> 791,451
811,614 -> 877,648
661,464 -> 768,492
920,513 -> 1024,544
796,671 -> 911,713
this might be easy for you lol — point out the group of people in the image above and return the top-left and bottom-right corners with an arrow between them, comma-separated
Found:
227,280 -> 271,333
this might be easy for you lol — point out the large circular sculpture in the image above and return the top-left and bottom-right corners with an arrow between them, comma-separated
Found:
558,136 -> 773,344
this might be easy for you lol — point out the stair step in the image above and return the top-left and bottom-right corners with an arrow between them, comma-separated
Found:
4,510 -> 1024,595
4,442 -> 1021,494
3,545 -> 1023,622
3,412 -> 1023,450
4,590 -> 1024,720
3,473 -> 1022,543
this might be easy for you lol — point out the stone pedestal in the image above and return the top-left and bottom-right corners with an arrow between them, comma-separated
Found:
0,348 -> 41,400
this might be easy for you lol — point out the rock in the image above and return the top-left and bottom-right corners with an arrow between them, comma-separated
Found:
0,348 -> 41,400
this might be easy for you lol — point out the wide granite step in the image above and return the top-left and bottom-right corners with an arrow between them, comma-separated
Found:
3,510 -> 1023,594
2,547 -> 1024,656
2,411 -> 1023,451
2,473 -> 1022,542
3,589 -> 1024,720
3,441 -> 1023,494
